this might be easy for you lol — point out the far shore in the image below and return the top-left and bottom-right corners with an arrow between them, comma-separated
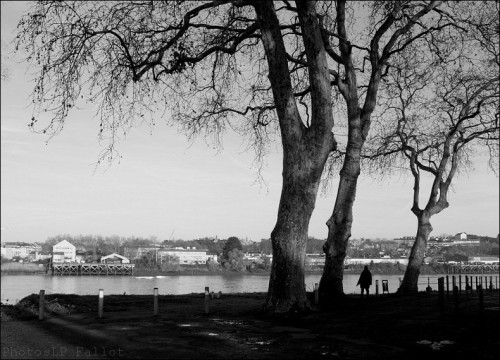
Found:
0,260 -> 456,276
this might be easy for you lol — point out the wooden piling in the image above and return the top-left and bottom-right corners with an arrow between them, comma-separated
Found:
204,286 -> 210,314
478,285 -> 484,316
453,285 -> 459,313
39,290 -> 45,321
446,275 -> 449,299
153,287 -> 159,316
458,275 -> 462,294
375,280 -> 379,296
314,283 -> 319,305
98,289 -> 104,319
438,277 -> 444,317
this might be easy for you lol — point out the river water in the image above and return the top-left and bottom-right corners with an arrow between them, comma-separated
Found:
0,273 -> 458,304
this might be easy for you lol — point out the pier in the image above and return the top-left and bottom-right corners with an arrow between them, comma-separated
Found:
447,263 -> 499,274
52,263 -> 134,276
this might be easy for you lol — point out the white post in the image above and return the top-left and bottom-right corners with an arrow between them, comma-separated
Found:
98,289 -> 104,318
204,286 -> 210,314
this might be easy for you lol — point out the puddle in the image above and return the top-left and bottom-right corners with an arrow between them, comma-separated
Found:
417,340 -> 455,350
210,318 -> 253,326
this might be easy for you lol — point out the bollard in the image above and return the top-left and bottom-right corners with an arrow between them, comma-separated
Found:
382,280 -> 389,294
153,287 -> 159,316
438,277 -> 445,317
98,289 -> 104,319
39,290 -> 45,321
204,286 -> 210,314
446,276 -> 449,299
314,283 -> 319,305
453,285 -> 459,313
375,280 -> 379,296
478,285 -> 484,316
426,277 -> 432,293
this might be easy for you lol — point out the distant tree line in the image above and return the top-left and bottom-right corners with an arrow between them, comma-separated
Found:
43,234 -> 327,257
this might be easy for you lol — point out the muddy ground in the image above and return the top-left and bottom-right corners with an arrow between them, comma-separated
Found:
1,290 -> 499,359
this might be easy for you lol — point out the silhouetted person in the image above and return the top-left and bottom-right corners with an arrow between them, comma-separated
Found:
357,266 -> 372,298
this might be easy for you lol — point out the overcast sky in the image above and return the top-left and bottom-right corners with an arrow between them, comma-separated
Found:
1,2 -> 498,244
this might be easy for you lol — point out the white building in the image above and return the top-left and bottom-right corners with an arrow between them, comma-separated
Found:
52,240 -> 76,263
100,253 -> 130,264
345,258 -> 409,265
455,232 -> 467,241
1,242 -> 42,260
157,248 -> 217,265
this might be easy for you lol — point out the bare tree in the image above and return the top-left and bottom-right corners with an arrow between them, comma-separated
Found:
365,3 -> 499,293
15,1 -> 490,311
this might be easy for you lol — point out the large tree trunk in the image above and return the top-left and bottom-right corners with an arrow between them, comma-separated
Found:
319,139 -> 362,302
398,214 -> 433,294
265,154 -> 324,313
255,1 -> 335,313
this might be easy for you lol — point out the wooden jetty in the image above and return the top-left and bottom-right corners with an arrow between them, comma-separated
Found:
447,263 -> 499,274
52,263 -> 134,276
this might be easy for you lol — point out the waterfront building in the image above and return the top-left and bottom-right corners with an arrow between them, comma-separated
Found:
100,253 -> 130,264
1,242 -> 42,260
157,248 -> 217,265
345,258 -> 409,265
468,256 -> 499,264
52,240 -> 76,263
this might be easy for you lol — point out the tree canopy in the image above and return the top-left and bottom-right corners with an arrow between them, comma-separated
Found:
15,0 -> 499,312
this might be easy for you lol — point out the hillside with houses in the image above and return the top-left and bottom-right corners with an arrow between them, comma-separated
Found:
1,232 -> 498,275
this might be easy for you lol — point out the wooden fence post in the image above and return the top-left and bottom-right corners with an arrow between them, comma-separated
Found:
375,280 -> 379,296
453,285 -> 459,314
204,286 -> 210,314
438,277 -> 445,317
98,289 -> 104,319
39,290 -> 45,321
314,283 -> 319,305
478,285 -> 484,317
153,287 -> 159,316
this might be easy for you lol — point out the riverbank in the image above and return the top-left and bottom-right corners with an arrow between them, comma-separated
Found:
1,290 -> 498,359
0,261 -> 448,276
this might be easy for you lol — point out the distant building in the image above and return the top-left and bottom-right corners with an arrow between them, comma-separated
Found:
52,240 -> 76,263
455,232 -> 467,241
306,254 -> 325,267
392,237 -> 415,246
468,256 -> 499,264
100,253 -> 130,264
1,242 -> 42,260
157,248 -> 216,265
345,258 -> 409,265
452,240 -> 480,246
121,245 -> 162,261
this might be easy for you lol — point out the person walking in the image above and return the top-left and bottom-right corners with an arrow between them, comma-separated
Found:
357,266 -> 372,298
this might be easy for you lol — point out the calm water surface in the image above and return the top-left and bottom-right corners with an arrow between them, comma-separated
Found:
0,274 -> 452,304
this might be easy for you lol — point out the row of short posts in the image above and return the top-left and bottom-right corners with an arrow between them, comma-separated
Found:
437,276 -> 496,317
38,286 -> 222,320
